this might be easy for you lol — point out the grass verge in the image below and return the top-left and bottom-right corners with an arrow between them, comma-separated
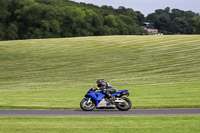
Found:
0,115 -> 200,133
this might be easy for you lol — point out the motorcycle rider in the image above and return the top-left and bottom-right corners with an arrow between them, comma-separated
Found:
96,79 -> 116,102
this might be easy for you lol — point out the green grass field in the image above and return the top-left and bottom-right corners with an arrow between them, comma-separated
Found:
0,35 -> 200,109
0,115 -> 200,133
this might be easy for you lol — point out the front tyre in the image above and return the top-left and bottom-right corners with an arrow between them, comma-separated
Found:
80,98 -> 95,111
116,97 -> 132,111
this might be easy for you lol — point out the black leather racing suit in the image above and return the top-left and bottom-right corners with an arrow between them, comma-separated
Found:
98,82 -> 116,98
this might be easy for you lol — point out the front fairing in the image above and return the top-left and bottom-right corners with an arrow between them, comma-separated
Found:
84,88 -> 105,106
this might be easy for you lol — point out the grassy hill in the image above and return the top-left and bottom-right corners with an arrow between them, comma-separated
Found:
0,35 -> 200,109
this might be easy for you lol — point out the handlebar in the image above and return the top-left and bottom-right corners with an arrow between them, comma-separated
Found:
90,87 -> 100,91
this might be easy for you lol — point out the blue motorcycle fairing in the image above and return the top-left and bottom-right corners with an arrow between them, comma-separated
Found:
85,88 -> 129,106
85,88 -> 105,106
112,90 -> 128,96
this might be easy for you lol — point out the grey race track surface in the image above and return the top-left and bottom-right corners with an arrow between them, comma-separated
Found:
0,108 -> 200,116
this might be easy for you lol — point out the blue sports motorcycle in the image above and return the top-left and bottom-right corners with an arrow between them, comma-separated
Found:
80,87 -> 132,111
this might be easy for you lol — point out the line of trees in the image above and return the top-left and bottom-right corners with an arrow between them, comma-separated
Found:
0,0 -> 146,40
0,0 -> 200,40
146,7 -> 200,34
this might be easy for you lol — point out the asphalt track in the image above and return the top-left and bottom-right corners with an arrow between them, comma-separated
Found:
0,108 -> 200,116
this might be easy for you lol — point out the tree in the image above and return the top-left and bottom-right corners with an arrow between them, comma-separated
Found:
5,23 -> 18,40
0,0 -> 11,23
135,11 -> 145,25
0,23 -> 4,40
146,7 -> 200,34
105,15 -> 118,28
0,0 -> 146,40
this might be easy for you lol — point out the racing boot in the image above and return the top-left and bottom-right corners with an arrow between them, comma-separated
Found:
106,92 -> 115,104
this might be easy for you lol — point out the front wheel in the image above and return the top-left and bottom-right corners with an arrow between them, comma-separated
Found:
116,97 -> 132,111
80,98 -> 95,111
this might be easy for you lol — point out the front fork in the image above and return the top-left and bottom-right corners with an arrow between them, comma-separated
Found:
87,98 -> 91,104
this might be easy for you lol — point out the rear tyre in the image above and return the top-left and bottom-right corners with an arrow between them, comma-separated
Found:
80,98 -> 95,111
116,97 -> 132,111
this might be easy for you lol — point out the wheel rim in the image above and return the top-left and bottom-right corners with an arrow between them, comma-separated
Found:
83,100 -> 94,109
118,99 -> 129,108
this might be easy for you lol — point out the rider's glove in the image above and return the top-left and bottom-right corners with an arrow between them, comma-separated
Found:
94,88 -> 100,91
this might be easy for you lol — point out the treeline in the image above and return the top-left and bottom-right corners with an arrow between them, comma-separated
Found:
0,0 -> 146,40
146,7 -> 200,34
0,1 -> 200,41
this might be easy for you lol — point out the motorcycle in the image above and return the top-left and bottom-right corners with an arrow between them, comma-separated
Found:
80,87 -> 132,111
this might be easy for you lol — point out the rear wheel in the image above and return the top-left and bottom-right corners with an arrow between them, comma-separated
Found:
116,97 -> 132,111
80,98 -> 95,111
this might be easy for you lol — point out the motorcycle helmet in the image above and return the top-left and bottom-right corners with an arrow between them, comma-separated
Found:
96,79 -> 104,87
